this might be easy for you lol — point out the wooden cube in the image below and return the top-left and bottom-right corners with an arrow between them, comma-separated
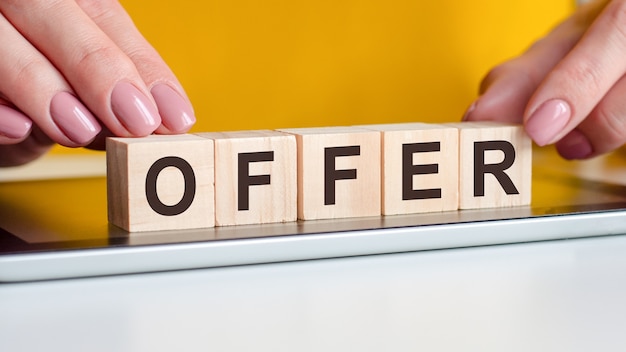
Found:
196,130 -> 297,226
360,123 -> 459,215
107,134 -> 215,232
450,122 -> 532,209
278,127 -> 381,220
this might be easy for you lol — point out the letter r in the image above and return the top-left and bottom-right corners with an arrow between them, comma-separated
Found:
474,140 -> 519,197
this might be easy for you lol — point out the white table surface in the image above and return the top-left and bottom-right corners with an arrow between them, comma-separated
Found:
2,232 -> 626,352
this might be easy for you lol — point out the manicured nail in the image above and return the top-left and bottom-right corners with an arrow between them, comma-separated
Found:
557,130 -> 593,160
462,101 -> 477,121
525,99 -> 571,146
50,92 -> 101,145
0,105 -> 31,139
111,82 -> 160,136
151,84 -> 196,132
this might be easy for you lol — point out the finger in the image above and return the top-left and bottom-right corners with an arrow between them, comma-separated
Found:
464,0 -> 606,124
0,12 -> 101,147
463,61 -> 538,123
76,0 -> 196,134
0,126 -> 53,167
0,0 -> 161,137
0,104 -> 32,144
524,0 -> 626,146
556,73 -> 626,159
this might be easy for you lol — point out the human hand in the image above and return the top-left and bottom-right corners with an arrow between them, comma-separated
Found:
0,0 -> 195,166
464,0 -> 626,160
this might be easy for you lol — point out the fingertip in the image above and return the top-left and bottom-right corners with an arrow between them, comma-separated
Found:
0,105 -> 32,143
111,81 -> 161,136
151,84 -> 196,133
50,92 -> 101,146
0,126 -> 54,167
461,91 -> 526,124
461,100 -> 477,121
524,99 -> 572,146
464,71 -> 533,124
555,129 -> 593,160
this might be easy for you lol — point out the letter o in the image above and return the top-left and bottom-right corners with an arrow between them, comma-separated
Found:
145,156 -> 196,216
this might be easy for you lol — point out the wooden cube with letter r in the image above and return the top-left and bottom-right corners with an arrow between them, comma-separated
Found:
451,122 -> 532,209
106,134 -> 215,232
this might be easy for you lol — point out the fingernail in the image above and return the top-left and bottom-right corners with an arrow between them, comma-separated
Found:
525,99 -> 571,146
0,105 -> 31,139
462,101 -> 477,121
151,84 -> 196,132
556,130 -> 593,160
111,82 -> 160,136
50,92 -> 101,145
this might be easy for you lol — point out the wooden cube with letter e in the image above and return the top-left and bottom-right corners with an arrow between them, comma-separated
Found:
451,122 -> 532,209
106,134 -> 215,232
361,123 -> 459,215
196,130 -> 297,226
279,127 -> 381,220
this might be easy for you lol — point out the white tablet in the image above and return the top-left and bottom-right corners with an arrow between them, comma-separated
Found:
1,149 -> 626,282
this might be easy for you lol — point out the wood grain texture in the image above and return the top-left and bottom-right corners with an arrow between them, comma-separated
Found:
279,127 -> 381,220
196,130 -> 297,226
106,134 -> 215,232
360,123 -> 459,215
106,122 -> 533,232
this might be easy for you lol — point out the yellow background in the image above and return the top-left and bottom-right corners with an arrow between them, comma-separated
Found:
54,0 -> 574,153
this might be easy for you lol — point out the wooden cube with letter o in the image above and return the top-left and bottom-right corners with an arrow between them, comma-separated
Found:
106,134 -> 215,232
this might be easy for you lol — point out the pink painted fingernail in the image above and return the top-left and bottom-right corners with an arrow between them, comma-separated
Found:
0,105 -> 31,139
111,82 -> 160,136
151,84 -> 196,132
557,130 -> 593,160
525,99 -> 571,146
50,92 -> 101,145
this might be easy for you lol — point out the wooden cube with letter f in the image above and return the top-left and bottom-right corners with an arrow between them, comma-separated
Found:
279,127 -> 381,220
196,130 -> 297,226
